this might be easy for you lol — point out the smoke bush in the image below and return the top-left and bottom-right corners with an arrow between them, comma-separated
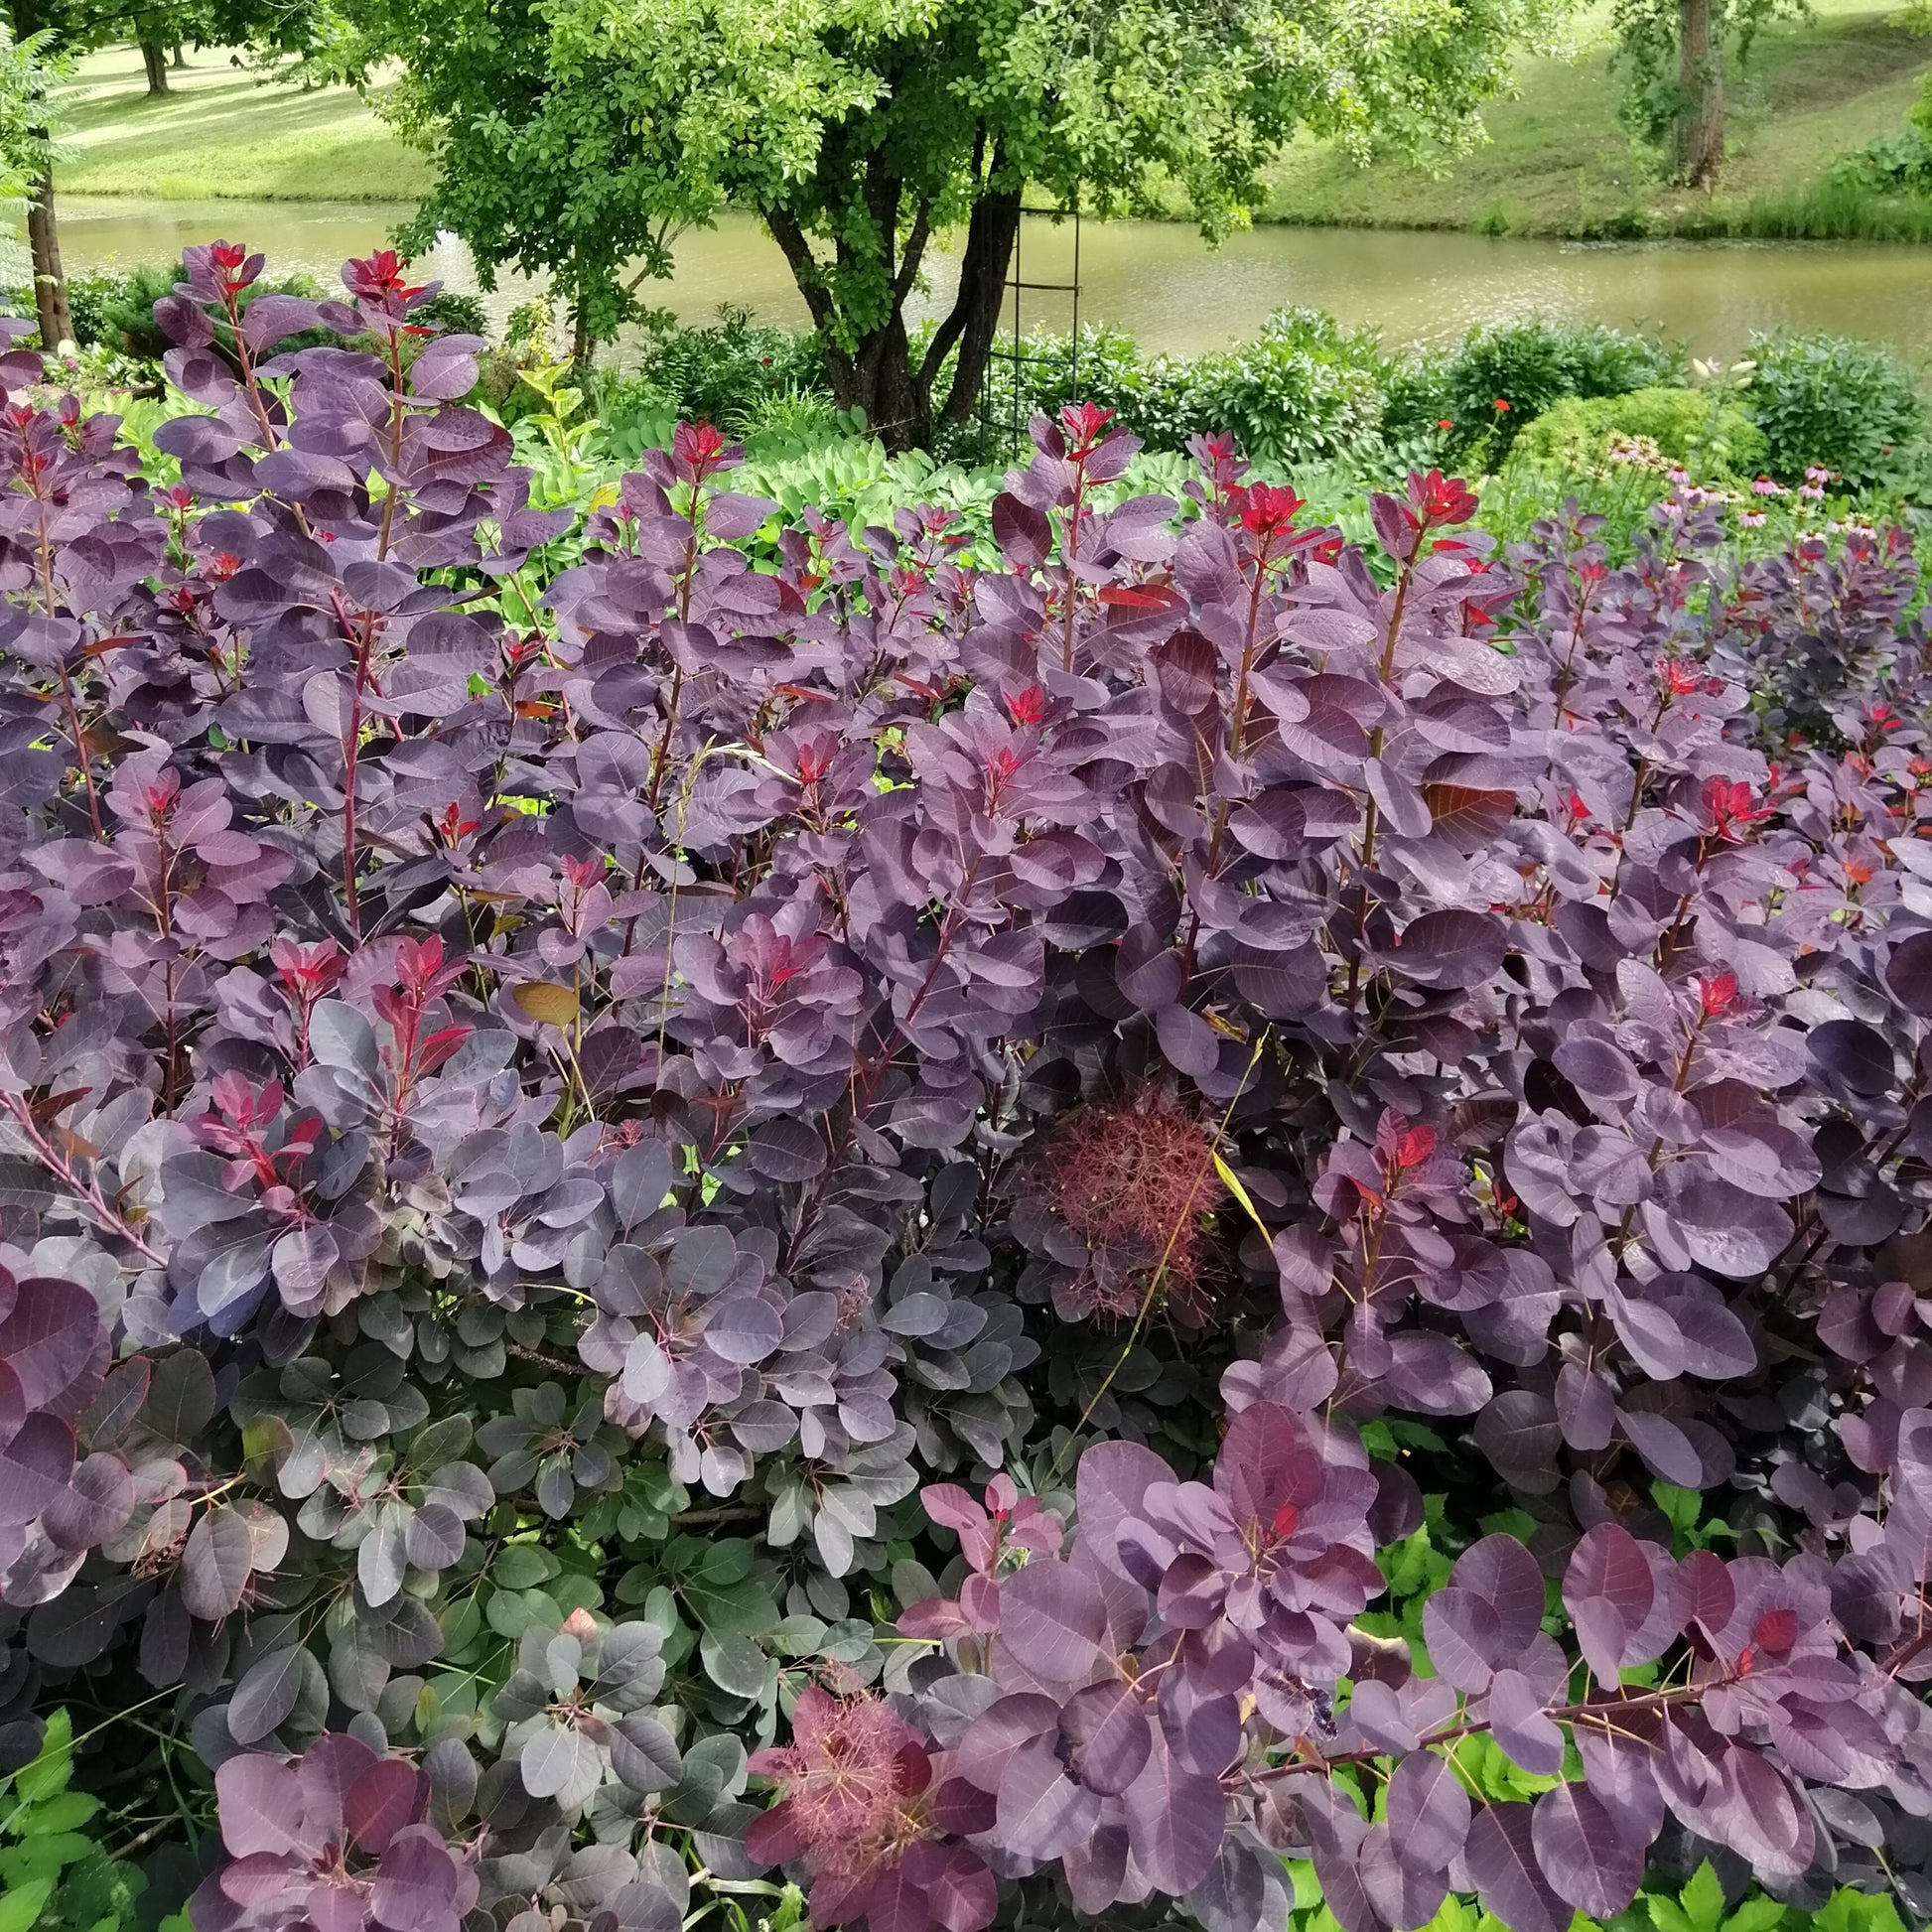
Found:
0,242 -> 1929,1932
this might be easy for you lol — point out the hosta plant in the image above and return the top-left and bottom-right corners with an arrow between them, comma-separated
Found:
0,243 -> 1928,1932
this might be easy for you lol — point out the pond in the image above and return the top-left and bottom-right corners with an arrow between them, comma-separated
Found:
30,196 -> 1932,364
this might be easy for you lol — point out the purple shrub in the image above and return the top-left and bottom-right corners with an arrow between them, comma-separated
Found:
0,242 -> 1928,1931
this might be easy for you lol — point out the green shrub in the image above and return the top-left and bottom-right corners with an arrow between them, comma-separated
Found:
413,288 -> 488,337
964,307 -> 1392,466
1745,330 -> 1925,488
1829,126 -> 1932,196
632,304 -> 827,426
0,1711 -> 157,1932
1430,315 -> 1687,458
1506,385 -> 1767,478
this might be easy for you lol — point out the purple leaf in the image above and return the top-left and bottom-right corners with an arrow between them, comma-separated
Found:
1058,1679 -> 1153,1794
1386,1749 -> 1471,1871
1489,1669 -> 1565,1777
344,1757 -> 428,1853
995,1736 -> 1099,1861
370,1824 -> 462,1932
996,1559 -> 1108,1685
1120,1739 -> 1226,1896
227,1645 -> 304,1744
1451,1534 -> 1548,1648
1532,1782 -> 1641,1919
214,1752 -> 305,1858
1465,1801 -> 1573,1932
180,1508 -> 253,1621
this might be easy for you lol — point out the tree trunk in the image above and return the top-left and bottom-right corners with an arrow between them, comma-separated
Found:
925,187 -> 1022,433
764,160 -> 1022,455
1676,0 -> 1724,188
140,40 -> 170,94
26,168 -> 71,352
172,43 -> 187,68
826,314 -> 927,454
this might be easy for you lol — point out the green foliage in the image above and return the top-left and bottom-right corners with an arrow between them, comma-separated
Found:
335,0 -> 1566,439
1732,179 -> 1932,243
1830,124 -> 1932,196
1506,385 -> 1768,476
628,307 -> 828,430
1746,329 -> 1925,486
964,308 -> 1393,466
0,1711 -> 146,1932
1425,315 -> 1688,459
412,289 -> 487,337
1608,0 -> 1808,160
0,22 -> 61,202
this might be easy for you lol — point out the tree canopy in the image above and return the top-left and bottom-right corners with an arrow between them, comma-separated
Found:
345,0 -> 1566,444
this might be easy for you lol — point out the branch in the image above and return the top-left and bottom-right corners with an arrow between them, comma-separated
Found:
764,207 -> 835,338
0,1094 -> 167,1266
894,202 -> 933,310
916,132 -> 994,391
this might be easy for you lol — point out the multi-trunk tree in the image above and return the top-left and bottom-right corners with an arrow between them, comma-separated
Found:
342,0 -> 1564,450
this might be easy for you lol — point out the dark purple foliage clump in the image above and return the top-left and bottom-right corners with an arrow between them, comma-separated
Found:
0,243 -> 1930,1932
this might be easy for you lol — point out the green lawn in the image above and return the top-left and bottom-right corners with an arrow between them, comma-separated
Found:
1257,0 -> 1932,235
53,44 -> 429,202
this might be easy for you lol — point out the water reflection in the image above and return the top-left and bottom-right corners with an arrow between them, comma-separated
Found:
19,197 -> 1932,365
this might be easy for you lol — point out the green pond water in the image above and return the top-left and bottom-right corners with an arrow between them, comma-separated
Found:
24,198 -> 1932,363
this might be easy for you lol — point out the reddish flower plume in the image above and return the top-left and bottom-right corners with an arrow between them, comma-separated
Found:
1033,1095 -> 1226,1322
747,1688 -> 923,1880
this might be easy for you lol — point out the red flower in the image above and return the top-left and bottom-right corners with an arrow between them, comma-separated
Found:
1493,397 -> 1511,413
1438,418 -> 1454,431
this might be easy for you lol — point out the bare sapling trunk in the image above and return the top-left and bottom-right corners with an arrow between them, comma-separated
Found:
27,169 -> 72,352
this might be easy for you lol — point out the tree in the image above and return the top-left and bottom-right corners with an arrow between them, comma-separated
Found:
342,0 -> 1564,450
0,12 -> 68,348
5,0 -> 329,340
1613,0 -> 1804,188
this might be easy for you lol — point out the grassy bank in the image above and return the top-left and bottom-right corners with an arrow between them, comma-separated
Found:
52,44 -> 428,201
1256,0 -> 1932,237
